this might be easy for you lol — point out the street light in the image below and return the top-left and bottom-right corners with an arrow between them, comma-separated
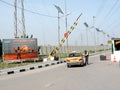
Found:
84,22 -> 89,46
54,5 -> 64,59
64,0 -> 72,54
64,0 -> 69,53
93,16 -> 96,52
54,5 -> 64,45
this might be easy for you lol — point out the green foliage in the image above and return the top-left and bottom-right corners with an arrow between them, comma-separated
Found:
0,39 -> 2,57
0,62 -> 30,70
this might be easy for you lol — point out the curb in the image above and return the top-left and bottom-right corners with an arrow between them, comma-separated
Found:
0,60 -> 66,76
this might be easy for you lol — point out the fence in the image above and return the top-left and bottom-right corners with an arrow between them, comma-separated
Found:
39,45 -> 111,55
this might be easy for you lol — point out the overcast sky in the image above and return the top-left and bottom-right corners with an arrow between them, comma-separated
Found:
0,0 -> 120,46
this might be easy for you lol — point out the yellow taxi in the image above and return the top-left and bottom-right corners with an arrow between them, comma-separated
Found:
66,52 -> 85,67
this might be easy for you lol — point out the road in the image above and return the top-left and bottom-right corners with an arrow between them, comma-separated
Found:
0,52 -> 120,90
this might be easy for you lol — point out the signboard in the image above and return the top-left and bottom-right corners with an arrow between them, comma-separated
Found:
2,38 -> 38,61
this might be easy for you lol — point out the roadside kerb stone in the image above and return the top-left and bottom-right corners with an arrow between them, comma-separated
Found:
0,60 -> 66,76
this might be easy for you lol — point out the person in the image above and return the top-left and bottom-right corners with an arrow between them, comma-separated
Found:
84,50 -> 89,65
16,46 -> 21,59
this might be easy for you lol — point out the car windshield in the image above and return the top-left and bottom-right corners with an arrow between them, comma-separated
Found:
69,53 -> 81,57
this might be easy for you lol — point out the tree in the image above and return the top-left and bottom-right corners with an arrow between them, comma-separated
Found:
0,39 -> 2,57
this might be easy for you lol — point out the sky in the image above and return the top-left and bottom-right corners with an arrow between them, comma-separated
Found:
0,0 -> 120,46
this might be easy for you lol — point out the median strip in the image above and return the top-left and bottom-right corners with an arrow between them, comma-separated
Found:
0,60 -> 66,76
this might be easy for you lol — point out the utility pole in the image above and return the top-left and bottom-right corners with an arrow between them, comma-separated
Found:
14,0 -> 17,38
14,0 -> 26,38
65,0 -> 68,51
21,0 -> 26,38
84,22 -> 89,46
54,5 -> 64,45
54,5 -> 64,59
58,11 -> 60,45
93,16 -> 96,52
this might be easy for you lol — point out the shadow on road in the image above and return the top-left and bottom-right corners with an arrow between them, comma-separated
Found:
68,63 -> 93,68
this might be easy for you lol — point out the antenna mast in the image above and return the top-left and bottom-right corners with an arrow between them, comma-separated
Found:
21,0 -> 26,38
14,0 -> 17,38
14,0 -> 26,38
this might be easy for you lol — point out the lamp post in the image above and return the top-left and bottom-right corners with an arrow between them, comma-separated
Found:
101,30 -> 106,53
54,5 -> 64,59
64,0 -> 69,53
84,22 -> 89,46
93,16 -> 96,52
54,5 -> 64,45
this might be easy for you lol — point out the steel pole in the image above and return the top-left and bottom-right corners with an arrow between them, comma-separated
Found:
93,16 -> 96,52
58,12 -> 60,45
65,0 -> 68,53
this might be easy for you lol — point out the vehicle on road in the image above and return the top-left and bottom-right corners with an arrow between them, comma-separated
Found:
111,38 -> 120,62
66,52 -> 85,67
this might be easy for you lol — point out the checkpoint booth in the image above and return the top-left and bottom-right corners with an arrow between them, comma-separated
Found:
111,38 -> 120,62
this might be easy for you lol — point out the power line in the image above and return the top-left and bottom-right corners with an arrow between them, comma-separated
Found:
103,1 -> 120,30
96,0 -> 108,18
0,0 -> 57,18
99,0 -> 119,27
104,0 -> 119,18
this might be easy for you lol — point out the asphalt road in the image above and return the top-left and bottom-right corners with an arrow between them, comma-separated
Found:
0,52 -> 120,90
